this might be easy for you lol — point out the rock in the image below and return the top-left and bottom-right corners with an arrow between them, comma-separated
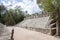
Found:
0,23 -> 11,40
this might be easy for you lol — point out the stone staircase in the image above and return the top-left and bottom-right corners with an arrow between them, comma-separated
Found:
16,16 -> 50,34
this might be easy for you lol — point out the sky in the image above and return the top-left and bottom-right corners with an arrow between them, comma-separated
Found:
0,0 -> 41,14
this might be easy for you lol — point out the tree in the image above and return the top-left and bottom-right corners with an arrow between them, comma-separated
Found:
3,8 -> 25,26
0,5 -> 25,26
3,9 -> 15,25
40,0 -> 60,36
14,7 -> 25,23
0,4 -> 6,23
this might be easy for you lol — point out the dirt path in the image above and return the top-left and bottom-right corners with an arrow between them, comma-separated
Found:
8,27 -> 59,40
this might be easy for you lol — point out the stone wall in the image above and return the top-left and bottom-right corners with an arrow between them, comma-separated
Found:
17,16 -> 50,34
21,26 -> 50,34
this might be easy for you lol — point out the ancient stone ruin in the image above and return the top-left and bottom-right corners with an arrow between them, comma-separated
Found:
17,13 -> 60,36
0,23 -> 11,40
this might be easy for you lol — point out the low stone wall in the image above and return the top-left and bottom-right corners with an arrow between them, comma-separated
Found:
21,26 -> 50,34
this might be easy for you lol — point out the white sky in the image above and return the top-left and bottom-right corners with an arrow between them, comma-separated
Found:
0,0 -> 41,14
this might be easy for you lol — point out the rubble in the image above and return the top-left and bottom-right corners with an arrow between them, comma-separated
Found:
0,23 -> 11,40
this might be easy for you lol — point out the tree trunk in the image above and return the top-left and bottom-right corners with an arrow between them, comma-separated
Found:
56,8 -> 60,36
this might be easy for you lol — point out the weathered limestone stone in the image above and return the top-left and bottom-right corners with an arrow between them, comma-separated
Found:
0,23 -> 11,40
16,17 -> 50,34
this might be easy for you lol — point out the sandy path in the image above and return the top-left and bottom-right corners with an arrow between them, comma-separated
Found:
8,27 -> 59,40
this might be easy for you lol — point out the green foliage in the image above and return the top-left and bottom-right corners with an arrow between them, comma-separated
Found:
0,4 -> 6,23
40,0 -> 60,19
37,0 -> 41,4
40,0 -> 60,35
0,4 -> 6,12
0,5 -> 25,26
41,0 -> 55,12
3,10 -> 15,25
